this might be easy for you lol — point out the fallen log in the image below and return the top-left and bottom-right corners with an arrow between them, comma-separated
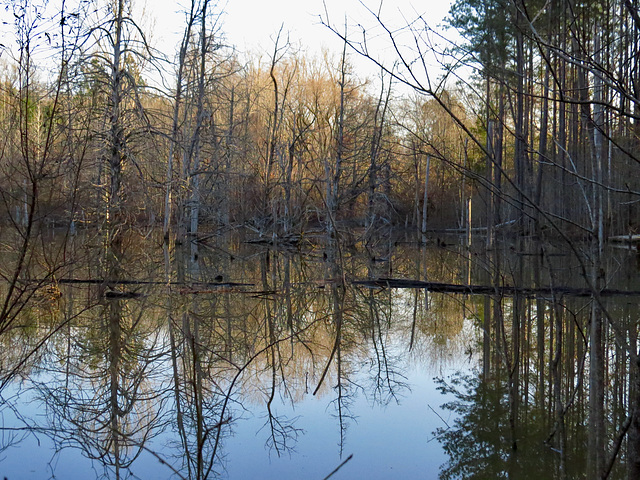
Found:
53,278 -> 254,288
352,277 -> 640,298
105,290 -> 143,299
609,234 -> 640,244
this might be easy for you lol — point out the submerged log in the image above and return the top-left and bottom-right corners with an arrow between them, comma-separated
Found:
104,290 -> 143,299
245,234 -> 302,246
609,234 -> 640,244
53,278 -> 254,288
352,277 -> 640,298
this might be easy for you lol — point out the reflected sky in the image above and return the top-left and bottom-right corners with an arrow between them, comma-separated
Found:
0,314 -> 475,479
5,230 -> 622,479
223,345 -> 472,479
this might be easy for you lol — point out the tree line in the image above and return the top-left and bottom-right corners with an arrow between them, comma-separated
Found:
0,0 -> 477,249
2,0 -> 637,244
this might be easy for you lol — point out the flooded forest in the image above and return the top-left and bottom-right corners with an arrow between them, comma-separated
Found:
0,0 -> 639,478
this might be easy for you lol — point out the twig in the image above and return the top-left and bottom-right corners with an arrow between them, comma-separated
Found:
323,454 -> 353,480
602,414 -> 632,479
427,403 -> 450,429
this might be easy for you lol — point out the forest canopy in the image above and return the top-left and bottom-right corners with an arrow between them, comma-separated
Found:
0,0 -> 636,244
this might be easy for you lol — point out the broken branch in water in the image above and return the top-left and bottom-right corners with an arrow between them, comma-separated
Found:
323,454 -> 353,480
352,278 -> 640,298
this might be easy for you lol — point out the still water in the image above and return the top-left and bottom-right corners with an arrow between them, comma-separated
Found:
0,232 -> 479,479
0,230 -> 638,479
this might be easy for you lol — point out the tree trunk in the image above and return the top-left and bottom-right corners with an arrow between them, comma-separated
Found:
422,155 -> 430,237
164,0 -> 197,239
188,0 -> 210,238
108,0 -> 125,242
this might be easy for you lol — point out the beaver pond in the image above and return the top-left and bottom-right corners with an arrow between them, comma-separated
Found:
0,229 -> 638,479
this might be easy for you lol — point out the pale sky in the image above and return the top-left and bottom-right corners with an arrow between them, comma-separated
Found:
146,0 -> 456,81
0,0 -> 456,90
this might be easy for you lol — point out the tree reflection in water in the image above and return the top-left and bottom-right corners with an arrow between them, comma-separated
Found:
7,231 -> 638,478
23,233 -> 171,478
431,241 -> 640,480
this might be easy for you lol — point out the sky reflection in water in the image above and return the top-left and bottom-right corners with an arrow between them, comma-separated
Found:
0,237 -> 479,479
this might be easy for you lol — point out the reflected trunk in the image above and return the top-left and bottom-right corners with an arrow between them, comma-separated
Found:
3,231 -> 640,478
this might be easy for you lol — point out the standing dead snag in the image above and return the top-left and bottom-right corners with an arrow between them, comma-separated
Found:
164,0 -> 198,240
